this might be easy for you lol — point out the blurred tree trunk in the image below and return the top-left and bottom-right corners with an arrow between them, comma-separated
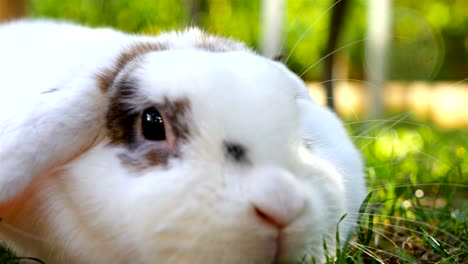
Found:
260,0 -> 285,59
188,0 -> 208,27
322,0 -> 349,111
365,0 -> 391,118
0,0 -> 26,22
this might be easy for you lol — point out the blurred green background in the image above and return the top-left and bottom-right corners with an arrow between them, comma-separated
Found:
27,0 -> 468,81
1,0 -> 466,126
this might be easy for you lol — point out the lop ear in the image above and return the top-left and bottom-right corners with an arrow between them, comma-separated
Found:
0,84 -> 106,202
0,40 -> 167,202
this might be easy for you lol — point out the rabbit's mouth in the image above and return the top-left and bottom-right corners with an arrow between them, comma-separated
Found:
274,232 -> 286,262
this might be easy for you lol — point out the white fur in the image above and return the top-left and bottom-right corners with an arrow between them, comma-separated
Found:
0,20 -> 366,263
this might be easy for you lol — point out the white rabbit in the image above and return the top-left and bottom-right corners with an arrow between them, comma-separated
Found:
0,20 -> 366,264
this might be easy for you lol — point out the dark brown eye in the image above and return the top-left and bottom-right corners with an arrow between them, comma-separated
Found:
142,107 -> 166,141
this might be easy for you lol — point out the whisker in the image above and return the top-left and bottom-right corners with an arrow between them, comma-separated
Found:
351,135 -> 378,139
414,150 -> 444,163
346,119 -> 429,127
299,39 -> 365,77
275,17 -> 300,60
348,213 -> 466,246
445,76 -> 468,89
364,160 -> 407,168
354,224 -> 400,248
347,242 -> 391,264
406,204 -> 464,217
359,112 -> 411,150
307,78 -> 375,88
366,182 -> 468,191
352,112 -> 409,138
284,0 -> 344,63
0,221 -> 56,245
351,218 -> 465,247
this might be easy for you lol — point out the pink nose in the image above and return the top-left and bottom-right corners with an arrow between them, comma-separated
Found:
247,167 -> 306,229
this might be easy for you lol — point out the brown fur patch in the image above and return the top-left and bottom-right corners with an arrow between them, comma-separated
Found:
118,148 -> 170,171
96,42 -> 168,93
96,30 -> 247,93
99,30 -> 242,170
161,98 -> 191,141
107,90 -> 191,169
194,33 -> 247,52
105,77 -> 141,147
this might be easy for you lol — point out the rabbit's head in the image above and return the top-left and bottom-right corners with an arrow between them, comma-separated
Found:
0,25 -> 366,264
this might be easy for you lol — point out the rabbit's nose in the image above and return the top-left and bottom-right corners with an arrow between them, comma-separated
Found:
247,167 -> 306,229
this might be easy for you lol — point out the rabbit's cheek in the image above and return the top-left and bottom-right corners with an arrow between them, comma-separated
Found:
0,145 -> 92,223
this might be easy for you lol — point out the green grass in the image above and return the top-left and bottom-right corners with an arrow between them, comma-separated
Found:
315,115 -> 467,263
1,116 -> 467,263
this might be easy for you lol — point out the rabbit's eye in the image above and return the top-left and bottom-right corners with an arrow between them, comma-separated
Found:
142,107 -> 166,141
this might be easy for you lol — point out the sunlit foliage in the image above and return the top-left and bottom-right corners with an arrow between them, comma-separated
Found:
28,0 -> 468,81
